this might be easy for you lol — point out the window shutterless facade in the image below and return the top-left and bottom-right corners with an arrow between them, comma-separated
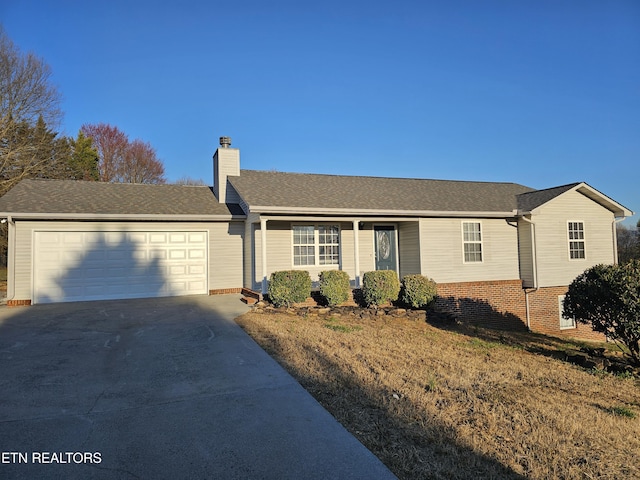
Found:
462,221 -> 483,263
568,221 -> 585,259
292,224 -> 340,266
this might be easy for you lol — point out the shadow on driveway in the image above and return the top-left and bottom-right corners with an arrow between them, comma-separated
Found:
0,295 -> 394,479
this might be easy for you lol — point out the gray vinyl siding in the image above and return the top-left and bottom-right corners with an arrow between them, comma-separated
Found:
224,181 -> 242,204
358,225 -> 375,275
518,219 -> 535,287
11,220 -> 243,301
14,222 -> 33,299
398,222 -> 421,277
244,213 -> 260,289
213,148 -> 241,204
419,217 -> 520,283
533,190 -> 615,287
210,221 -> 244,290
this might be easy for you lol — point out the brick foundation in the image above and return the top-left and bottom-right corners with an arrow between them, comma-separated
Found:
435,280 -> 528,331
208,288 -> 243,295
7,299 -> 31,307
525,286 -> 606,342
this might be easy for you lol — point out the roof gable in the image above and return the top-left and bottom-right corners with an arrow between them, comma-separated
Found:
517,182 -> 633,217
229,170 -> 535,215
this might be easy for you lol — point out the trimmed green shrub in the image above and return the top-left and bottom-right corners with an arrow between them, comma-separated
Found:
563,260 -> 640,366
319,270 -> 350,306
268,270 -> 312,307
400,274 -> 438,308
362,270 -> 400,307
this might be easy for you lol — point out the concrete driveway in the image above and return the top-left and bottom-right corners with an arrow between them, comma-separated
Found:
0,295 -> 395,479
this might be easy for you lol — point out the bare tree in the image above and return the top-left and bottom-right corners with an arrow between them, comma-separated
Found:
175,176 -> 206,186
80,123 -> 128,182
617,223 -> 640,264
118,139 -> 165,184
81,123 -> 166,184
0,27 -> 64,196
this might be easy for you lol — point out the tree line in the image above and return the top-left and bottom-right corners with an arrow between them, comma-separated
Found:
0,26 -> 166,200
0,26 -> 209,264
617,222 -> 640,264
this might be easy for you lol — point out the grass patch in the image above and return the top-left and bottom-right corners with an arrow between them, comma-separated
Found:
608,405 -> 636,418
324,316 -> 362,333
237,311 -> 640,480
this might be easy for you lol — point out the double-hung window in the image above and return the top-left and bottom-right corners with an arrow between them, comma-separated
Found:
558,295 -> 576,329
293,225 -> 340,266
462,222 -> 483,263
568,221 -> 585,259
293,225 -> 315,266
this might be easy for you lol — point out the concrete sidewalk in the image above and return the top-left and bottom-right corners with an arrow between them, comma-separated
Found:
0,295 -> 396,479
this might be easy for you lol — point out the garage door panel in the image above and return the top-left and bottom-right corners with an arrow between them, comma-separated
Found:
169,249 -> 186,260
189,265 -> 205,275
33,230 -> 208,304
150,233 -> 167,243
189,249 -> 205,259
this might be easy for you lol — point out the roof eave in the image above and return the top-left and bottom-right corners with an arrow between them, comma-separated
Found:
248,205 -> 518,218
575,184 -> 634,217
0,212 -> 246,221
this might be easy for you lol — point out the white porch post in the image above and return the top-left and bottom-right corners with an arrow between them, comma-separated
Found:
353,219 -> 360,288
260,218 -> 268,294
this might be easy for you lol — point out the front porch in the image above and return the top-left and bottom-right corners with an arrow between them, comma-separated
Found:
246,216 -> 423,294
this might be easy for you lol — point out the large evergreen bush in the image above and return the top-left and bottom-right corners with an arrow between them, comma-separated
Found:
400,275 -> 437,308
319,270 -> 350,306
362,270 -> 400,307
268,270 -> 312,307
563,260 -> 640,366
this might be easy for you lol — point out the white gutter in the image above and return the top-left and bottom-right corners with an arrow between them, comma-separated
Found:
5,215 -> 15,303
612,217 -> 626,264
249,205 -> 519,218
0,213 -> 246,221
353,219 -> 360,288
260,218 -> 268,294
520,215 -> 538,331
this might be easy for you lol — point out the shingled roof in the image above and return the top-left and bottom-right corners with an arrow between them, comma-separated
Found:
229,170 -> 536,214
0,179 -> 243,218
516,183 -> 580,213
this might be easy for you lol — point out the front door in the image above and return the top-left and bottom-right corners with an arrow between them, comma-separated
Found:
374,225 -> 397,271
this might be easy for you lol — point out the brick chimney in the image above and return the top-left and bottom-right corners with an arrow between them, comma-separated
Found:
213,136 -> 240,204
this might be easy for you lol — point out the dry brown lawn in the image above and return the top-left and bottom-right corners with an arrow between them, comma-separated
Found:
236,309 -> 640,480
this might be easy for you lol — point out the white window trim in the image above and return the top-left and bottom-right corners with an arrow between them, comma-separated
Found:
558,295 -> 576,330
461,221 -> 484,264
567,220 -> 586,261
291,223 -> 341,268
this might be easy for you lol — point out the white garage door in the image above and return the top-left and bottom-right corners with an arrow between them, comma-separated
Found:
33,230 -> 208,304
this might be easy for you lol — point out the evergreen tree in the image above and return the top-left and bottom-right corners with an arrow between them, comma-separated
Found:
67,131 -> 99,180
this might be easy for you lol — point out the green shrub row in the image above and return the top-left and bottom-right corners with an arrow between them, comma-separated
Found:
363,272 -> 437,308
268,269 -> 437,309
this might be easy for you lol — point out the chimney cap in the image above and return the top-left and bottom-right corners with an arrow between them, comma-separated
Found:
219,136 -> 232,148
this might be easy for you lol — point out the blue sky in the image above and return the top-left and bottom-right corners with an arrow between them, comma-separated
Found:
2,0 -> 638,225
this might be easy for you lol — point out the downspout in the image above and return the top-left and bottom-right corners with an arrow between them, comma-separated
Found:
353,220 -> 360,288
260,217 -> 268,294
5,215 -> 15,303
520,215 -> 538,331
612,217 -> 625,264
